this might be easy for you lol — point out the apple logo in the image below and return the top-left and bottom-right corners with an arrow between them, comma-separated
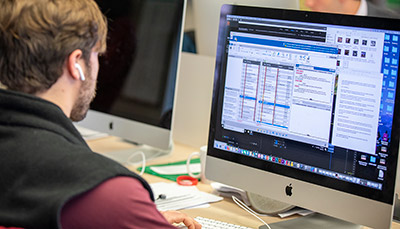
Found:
285,184 -> 293,196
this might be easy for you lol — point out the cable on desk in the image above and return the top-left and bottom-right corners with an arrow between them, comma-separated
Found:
127,151 -> 146,176
232,196 -> 271,229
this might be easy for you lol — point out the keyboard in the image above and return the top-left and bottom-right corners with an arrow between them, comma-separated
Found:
178,216 -> 253,229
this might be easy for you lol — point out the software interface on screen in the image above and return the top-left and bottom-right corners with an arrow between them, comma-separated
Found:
213,14 -> 400,196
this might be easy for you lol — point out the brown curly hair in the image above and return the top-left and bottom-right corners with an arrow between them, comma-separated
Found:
0,0 -> 107,94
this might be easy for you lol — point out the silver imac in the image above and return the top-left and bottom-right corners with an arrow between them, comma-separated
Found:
206,5 -> 400,228
192,0 -> 299,57
77,0 -> 186,164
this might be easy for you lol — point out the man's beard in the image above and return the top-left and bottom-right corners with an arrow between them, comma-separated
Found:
70,68 -> 96,122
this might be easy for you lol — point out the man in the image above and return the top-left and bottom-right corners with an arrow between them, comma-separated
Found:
0,0 -> 201,228
304,0 -> 400,18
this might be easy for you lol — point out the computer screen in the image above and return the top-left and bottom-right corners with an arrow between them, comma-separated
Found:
77,0 -> 185,161
206,5 -> 400,228
192,0 -> 299,57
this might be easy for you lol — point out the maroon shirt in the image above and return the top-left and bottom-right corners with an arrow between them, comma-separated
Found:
61,177 -> 176,228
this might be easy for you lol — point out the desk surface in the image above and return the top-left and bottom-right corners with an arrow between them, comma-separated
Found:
88,136 -> 400,229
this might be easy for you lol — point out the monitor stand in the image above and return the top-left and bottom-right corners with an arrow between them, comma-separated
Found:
100,143 -> 172,166
261,213 -> 361,229
76,124 -> 172,166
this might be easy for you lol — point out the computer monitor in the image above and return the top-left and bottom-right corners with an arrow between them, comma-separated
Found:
206,5 -> 400,228
192,0 -> 299,57
77,0 -> 186,163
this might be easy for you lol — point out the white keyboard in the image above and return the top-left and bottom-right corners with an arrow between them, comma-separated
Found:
178,216 -> 253,229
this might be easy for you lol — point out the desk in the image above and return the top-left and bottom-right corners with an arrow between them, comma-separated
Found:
88,136 -> 400,229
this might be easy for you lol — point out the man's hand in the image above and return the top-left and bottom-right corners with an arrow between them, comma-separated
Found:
160,210 -> 202,229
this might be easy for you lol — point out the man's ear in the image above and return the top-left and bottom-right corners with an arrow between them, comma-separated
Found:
67,49 -> 84,81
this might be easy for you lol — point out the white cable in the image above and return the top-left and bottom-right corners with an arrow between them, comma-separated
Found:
127,151 -> 146,176
232,196 -> 272,229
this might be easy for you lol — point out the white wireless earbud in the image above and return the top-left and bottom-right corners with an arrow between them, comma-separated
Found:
74,63 -> 85,81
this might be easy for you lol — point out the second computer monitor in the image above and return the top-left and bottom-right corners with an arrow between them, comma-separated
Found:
77,0 -> 186,162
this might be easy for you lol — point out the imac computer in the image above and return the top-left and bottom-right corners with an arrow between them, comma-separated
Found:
191,0 -> 299,57
77,0 -> 186,164
206,5 -> 400,228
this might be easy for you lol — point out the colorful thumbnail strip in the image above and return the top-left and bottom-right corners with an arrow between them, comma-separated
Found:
213,140 -> 383,190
